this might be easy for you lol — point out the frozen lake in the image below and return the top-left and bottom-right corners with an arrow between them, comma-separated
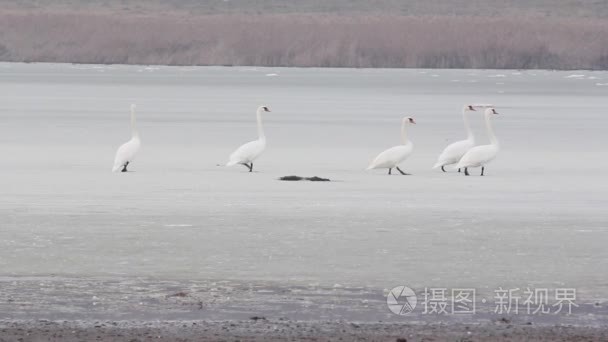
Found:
0,63 -> 607,321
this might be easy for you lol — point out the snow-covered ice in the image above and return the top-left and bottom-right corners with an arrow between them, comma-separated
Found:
0,63 -> 606,311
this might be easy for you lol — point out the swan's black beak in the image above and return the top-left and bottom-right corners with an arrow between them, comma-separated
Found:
492,109 -> 499,114
263,107 -> 271,112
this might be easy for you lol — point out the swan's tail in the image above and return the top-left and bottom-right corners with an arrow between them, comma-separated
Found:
225,159 -> 239,167
432,161 -> 443,169
111,164 -> 121,172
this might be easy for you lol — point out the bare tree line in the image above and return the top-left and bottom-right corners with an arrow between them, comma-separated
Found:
1,12 -> 607,69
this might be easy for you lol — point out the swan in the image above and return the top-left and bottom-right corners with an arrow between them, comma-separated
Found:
455,108 -> 500,176
112,104 -> 141,173
433,105 -> 477,172
367,117 -> 416,175
226,106 -> 271,172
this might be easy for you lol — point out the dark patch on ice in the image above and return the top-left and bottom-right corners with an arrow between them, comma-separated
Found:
307,176 -> 331,181
279,175 -> 303,181
279,175 -> 331,182
496,317 -> 511,324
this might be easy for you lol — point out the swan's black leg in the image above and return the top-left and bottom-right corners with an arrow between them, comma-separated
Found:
464,167 -> 470,176
441,166 -> 446,172
121,162 -> 129,173
249,163 -> 253,172
240,163 -> 251,170
458,168 -> 461,173
396,166 -> 410,175
481,166 -> 485,176
388,168 -> 392,175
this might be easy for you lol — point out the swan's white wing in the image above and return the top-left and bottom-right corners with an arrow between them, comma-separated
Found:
112,138 -> 141,172
226,139 -> 266,166
433,139 -> 474,168
367,144 -> 413,169
455,145 -> 498,169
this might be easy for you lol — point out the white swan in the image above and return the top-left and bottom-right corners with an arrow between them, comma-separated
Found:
433,105 -> 477,172
226,106 -> 271,172
112,104 -> 141,173
367,117 -> 415,175
455,108 -> 500,176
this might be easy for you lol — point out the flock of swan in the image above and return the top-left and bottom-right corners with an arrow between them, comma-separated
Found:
113,104 -> 500,176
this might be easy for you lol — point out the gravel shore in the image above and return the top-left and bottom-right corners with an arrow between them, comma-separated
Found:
2,320 -> 608,342
2,276 -> 607,341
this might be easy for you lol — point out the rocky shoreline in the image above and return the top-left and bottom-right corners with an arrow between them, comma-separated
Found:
2,277 -> 608,341
2,319 -> 608,341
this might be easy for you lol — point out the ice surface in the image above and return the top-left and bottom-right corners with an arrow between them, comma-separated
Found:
0,64 -> 606,302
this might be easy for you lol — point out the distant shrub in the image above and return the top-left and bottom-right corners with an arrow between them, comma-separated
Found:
0,12 -> 606,69
0,43 -> 9,58
593,54 -> 608,70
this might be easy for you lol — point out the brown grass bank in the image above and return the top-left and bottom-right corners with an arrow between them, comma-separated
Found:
0,12 -> 607,69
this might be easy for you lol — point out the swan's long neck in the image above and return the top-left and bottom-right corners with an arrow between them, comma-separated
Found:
130,106 -> 139,139
485,112 -> 498,146
401,120 -> 409,145
462,108 -> 473,141
256,109 -> 265,141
